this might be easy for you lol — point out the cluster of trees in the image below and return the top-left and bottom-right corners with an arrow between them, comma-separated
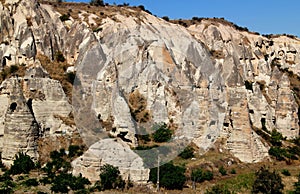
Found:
0,145 -> 90,193
268,130 -> 300,162
1,150 -> 300,193
136,123 -> 173,150
89,0 -> 104,6
204,166 -> 300,194
0,146 -> 130,193
149,162 -> 186,190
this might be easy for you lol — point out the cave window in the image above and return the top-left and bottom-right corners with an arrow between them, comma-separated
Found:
27,99 -> 34,115
10,102 -> 17,112
249,109 -> 254,114
2,58 -> 6,66
223,123 -> 229,127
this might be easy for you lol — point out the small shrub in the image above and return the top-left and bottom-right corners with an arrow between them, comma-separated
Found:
90,0 -> 104,6
162,16 -> 169,21
205,184 -> 232,194
23,178 -> 39,187
245,80 -> 253,91
37,191 -> 48,194
69,174 -> 91,191
281,169 -> 291,176
230,169 -> 236,174
50,174 -> 69,193
179,146 -> 194,159
55,51 -> 65,62
10,152 -> 35,175
294,173 -> 300,193
138,5 -> 145,11
149,162 -> 186,190
99,164 -> 125,190
152,123 -> 172,143
269,146 -> 285,161
0,179 -> 15,194
191,168 -> 213,183
9,65 -> 19,74
270,129 -> 283,146
219,166 -> 227,176
252,166 -> 284,194
59,14 -> 70,22
68,144 -> 83,158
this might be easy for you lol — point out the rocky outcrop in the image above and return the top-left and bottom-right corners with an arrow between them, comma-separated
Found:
0,0 -> 300,182
72,138 -> 150,183
0,63 -> 75,164
188,20 -> 299,161
0,78 -> 39,165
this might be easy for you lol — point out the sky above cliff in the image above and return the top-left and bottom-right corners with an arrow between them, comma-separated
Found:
67,0 -> 300,37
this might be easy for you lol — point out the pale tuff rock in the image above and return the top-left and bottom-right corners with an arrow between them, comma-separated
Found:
0,64 -> 74,164
72,139 -> 150,183
275,74 -> 299,138
0,78 -> 39,165
225,87 -> 269,162
188,20 -> 299,162
0,0 -> 300,182
76,15 -> 226,150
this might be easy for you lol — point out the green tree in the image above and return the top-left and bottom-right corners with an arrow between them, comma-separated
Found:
270,129 -> 283,146
100,164 -> 125,190
23,178 -> 39,187
149,162 -> 186,190
10,152 -> 35,175
268,146 -> 286,161
0,172 -> 15,193
68,145 -> 83,158
152,123 -> 172,143
219,166 -> 227,176
205,185 -> 232,194
191,168 -> 213,183
50,173 -> 70,193
252,166 -> 284,194
294,173 -> 300,194
281,169 -> 291,176
179,146 -> 194,159
50,173 -> 90,193
90,0 -> 104,6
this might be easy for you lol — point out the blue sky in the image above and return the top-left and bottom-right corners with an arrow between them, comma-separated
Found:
67,0 -> 300,37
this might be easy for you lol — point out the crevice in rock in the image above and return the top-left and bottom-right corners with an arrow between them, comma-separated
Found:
117,131 -> 132,143
9,102 -> 17,112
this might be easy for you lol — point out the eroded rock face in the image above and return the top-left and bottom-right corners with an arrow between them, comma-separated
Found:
74,14 -> 226,154
0,0 -> 300,183
188,20 -> 300,162
72,139 -> 150,183
0,78 -> 39,165
0,64 -> 75,164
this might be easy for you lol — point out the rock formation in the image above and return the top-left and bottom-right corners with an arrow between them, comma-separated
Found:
0,0 -> 299,182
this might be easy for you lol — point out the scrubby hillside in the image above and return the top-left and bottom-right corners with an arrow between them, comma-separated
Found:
0,0 -> 299,193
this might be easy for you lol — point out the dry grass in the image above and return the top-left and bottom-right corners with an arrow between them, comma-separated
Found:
37,53 -> 73,101
54,112 -> 75,126
0,64 -> 26,83
43,1 -> 145,31
128,90 -> 151,123
38,132 -> 85,164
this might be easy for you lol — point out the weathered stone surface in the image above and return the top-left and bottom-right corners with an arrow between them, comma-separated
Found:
188,19 -> 299,161
0,78 -> 39,165
0,0 -> 300,183
72,139 -> 149,183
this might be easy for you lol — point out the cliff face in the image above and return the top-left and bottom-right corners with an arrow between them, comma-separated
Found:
0,0 -> 299,182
